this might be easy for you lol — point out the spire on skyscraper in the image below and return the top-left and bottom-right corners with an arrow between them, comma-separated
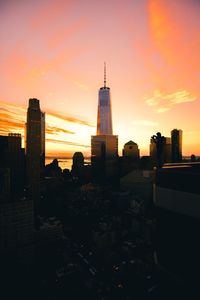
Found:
97,63 -> 113,135
104,62 -> 106,88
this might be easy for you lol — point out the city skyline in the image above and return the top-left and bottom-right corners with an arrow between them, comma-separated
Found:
1,0 -> 200,156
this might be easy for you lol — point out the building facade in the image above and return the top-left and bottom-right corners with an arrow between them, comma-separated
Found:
150,136 -> 172,166
123,140 -> 140,159
91,65 -> 118,183
26,98 -> 45,210
154,163 -> 200,289
0,198 -> 34,263
0,134 -> 25,197
171,129 -> 182,162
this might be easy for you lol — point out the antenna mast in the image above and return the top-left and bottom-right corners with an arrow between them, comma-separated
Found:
104,62 -> 106,88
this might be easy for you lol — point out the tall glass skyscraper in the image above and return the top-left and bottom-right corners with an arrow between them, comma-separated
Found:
97,64 -> 113,135
91,65 -> 118,182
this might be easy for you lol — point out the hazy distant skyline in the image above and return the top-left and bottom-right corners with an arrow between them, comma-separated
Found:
1,0 -> 200,156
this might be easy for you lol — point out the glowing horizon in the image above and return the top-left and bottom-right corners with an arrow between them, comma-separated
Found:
1,0 -> 200,157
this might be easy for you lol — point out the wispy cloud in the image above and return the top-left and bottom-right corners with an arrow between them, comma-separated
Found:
145,89 -> 197,113
0,107 -> 25,135
46,138 -> 90,148
0,101 -> 93,139
147,0 -> 200,97
170,91 -> 196,104
46,126 -> 75,135
73,80 -> 89,91
133,120 -> 158,127
156,107 -> 170,113
30,0 -> 72,31
47,18 -> 87,50
47,110 -> 94,127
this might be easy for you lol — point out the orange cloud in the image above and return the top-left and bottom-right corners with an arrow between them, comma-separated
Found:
0,100 -> 93,128
0,101 -> 93,155
46,138 -> 90,148
47,110 -> 94,127
0,118 -> 25,135
148,0 -> 200,94
31,0 -> 72,31
145,89 -> 197,112
46,126 -> 75,135
47,19 -> 87,49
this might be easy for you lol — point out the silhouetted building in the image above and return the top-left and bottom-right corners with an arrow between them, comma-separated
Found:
0,134 -> 34,262
0,198 -> 34,263
91,64 -> 118,183
123,140 -> 140,159
72,152 -> 84,170
163,137 -> 171,162
150,135 -> 171,166
191,154 -> 196,162
0,168 -> 11,202
26,98 -> 45,210
171,129 -> 182,162
139,156 -> 152,170
0,134 -> 25,197
71,152 -> 84,179
41,112 -> 45,168
154,163 -> 200,289
0,136 -> 8,167
44,159 -> 62,177
120,141 -> 140,175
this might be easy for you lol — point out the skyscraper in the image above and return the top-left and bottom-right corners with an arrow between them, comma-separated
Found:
0,133 -> 34,263
150,134 -> 172,167
97,63 -> 113,135
26,98 -> 45,210
91,64 -> 118,182
0,133 -> 25,197
171,129 -> 182,162
41,111 -> 45,168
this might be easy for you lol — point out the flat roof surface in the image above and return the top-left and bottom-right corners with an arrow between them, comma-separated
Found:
156,163 -> 200,194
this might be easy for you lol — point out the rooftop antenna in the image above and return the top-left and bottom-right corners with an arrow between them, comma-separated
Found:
104,62 -> 106,88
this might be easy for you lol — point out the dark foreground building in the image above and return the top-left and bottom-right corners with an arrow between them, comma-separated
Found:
154,163 -> 200,293
171,129 -> 182,163
26,98 -> 45,210
0,133 -> 25,197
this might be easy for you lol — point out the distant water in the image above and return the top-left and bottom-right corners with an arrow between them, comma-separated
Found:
45,157 -> 91,170
45,156 -> 198,171
45,158 -> 73,170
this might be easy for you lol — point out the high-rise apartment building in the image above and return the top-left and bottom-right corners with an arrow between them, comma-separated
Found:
41,111 -> 45,168
171,129 -> 182,162
91,64 -> 118,182
26,98 -> 45,210
0,134 -> 34,263
0,133 -> 25,197
0,198 -> 34,263
163,137 -> 172,163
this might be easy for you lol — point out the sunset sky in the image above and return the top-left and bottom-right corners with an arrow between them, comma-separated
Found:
1,0 -> 200,157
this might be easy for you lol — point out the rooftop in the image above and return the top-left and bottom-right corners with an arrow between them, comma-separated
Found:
125,140 -> 137,146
